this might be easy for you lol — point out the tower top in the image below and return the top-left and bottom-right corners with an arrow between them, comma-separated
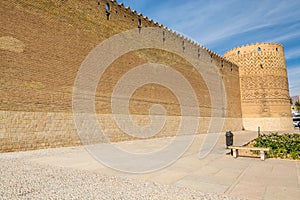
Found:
224,42 -> 284,58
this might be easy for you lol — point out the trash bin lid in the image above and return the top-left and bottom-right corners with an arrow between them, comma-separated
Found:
225,131 -> 233,136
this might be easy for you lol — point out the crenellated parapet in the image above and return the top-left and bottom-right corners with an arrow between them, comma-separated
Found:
96,0 -> 161,27
225,42 -> 283,54
224,42 -> 285,66
94,0 -> 237,72
224,42 -> 287,77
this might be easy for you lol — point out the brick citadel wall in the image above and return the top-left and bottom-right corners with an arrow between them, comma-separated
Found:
224,43 -> 293,131
0,0 -> 291,152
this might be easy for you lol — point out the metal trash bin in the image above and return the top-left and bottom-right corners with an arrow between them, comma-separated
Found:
225,131 -> 233,148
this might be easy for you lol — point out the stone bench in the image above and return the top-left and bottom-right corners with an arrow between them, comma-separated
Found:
228,146 -> 270,161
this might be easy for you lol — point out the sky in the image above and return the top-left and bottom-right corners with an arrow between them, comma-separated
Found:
118,0 -> 300,96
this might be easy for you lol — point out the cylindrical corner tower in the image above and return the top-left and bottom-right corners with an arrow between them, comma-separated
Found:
224,43 -> 293,131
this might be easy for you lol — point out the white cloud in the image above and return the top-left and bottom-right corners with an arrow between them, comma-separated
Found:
147,0 -> 300,48
285,48 -> 300,59
287,66 -> 300,96
271,31 -> 300,43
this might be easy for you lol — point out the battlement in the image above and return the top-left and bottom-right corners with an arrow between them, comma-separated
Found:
95,0 -> 236,68
224,42 -> 284,58
97,0 -> 162,27
224,43 -> 286,70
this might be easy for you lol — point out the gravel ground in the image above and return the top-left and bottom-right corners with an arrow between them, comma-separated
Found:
0,148 -> 243,200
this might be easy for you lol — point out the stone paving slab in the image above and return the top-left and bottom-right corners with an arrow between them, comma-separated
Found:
1,131 -> 300,199
174,176 -> 230,194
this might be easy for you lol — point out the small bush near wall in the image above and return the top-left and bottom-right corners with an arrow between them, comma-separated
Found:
252,133 -> 300,159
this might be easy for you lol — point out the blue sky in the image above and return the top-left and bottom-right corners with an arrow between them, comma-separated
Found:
118,0 -> 300,96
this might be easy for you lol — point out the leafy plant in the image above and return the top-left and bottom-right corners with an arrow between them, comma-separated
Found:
252,133 -> 300,159
295,101 -> 300,111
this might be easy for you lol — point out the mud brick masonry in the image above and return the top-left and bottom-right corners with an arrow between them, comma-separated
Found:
0,0 -> 293,152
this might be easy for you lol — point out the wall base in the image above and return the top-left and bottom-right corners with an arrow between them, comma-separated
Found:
242,117 -> 294,131
0,111 -> 243,152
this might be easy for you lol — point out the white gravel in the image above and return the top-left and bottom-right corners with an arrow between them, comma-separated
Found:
0,148 -> 243,200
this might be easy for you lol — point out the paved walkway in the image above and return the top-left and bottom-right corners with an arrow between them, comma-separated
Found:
2,131 -> 300,199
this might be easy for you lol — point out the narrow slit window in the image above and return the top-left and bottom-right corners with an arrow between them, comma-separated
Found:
105,3 -> 110,20
105,3 -> 110,11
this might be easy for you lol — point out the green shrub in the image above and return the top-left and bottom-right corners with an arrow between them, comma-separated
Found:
253,133 -> 300,159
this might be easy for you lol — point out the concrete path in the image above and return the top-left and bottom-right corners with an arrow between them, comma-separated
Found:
2,131 -> 300,199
